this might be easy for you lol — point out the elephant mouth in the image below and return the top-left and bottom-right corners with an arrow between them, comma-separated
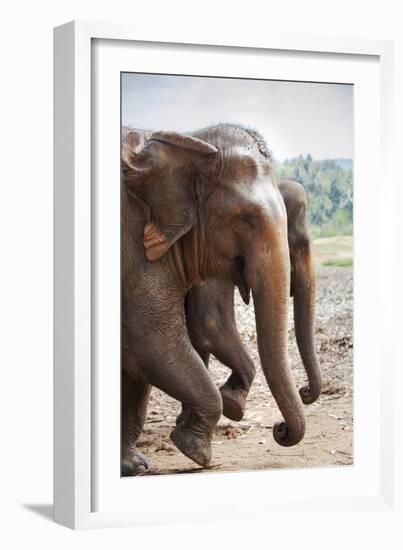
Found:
231,256 -> 250,305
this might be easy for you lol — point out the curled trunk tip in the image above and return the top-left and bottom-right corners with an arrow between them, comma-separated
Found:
273,415 -> 306,447
299,379 -> 322,405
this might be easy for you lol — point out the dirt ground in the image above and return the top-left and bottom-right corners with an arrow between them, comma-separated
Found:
138,266 -> 353,475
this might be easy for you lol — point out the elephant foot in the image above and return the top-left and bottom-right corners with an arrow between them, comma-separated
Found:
121,449 -> 150,476
170,425 -> 212,468
220,385 -> 247,421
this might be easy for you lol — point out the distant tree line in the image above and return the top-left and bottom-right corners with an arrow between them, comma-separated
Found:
274,154 -> 353,238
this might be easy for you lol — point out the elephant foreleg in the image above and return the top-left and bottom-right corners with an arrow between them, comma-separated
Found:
185,281 -> 256,422
207,327 -> 255,421
145,338 -> 223,468
175,345 -> 210,426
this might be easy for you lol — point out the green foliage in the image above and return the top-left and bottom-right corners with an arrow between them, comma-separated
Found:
312,236 -> 353,268
322,258 -> 353,267
274,155 -> 353,238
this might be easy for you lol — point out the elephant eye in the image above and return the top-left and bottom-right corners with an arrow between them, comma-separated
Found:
238,213 -> 256,230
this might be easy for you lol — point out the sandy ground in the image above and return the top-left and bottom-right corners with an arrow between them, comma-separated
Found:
137,266 -> 353,475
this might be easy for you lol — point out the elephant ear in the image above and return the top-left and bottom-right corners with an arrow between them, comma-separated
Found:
150,131 -> 218,155
141,131 -> 218,262
121,129 -> 151,176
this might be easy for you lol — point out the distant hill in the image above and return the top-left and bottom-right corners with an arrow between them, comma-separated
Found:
333,158 -> 353,171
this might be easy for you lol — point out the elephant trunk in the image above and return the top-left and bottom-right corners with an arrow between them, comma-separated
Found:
247,225 -> 306,447
293,246 -> 322,404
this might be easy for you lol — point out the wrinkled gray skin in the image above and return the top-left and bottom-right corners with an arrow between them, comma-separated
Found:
124,129 -> 321,423
121,124 -> 306,476
181,179 -> 321,425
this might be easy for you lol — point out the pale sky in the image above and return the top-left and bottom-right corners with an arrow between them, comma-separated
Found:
122,73 -> 353,162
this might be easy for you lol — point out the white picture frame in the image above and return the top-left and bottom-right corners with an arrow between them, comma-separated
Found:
54,20 -> 396,530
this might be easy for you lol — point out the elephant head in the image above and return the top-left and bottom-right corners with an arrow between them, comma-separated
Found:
122,125 -> 306,447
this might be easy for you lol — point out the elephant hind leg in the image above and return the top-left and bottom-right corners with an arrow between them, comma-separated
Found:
121,369 -> 152,476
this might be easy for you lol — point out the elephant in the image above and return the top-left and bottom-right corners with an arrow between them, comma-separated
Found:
121,123 -> 306,476
123,129 -> 321,418
181,178 -> 321,424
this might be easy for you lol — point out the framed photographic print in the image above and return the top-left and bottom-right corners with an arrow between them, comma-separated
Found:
54,21 -> 396,530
